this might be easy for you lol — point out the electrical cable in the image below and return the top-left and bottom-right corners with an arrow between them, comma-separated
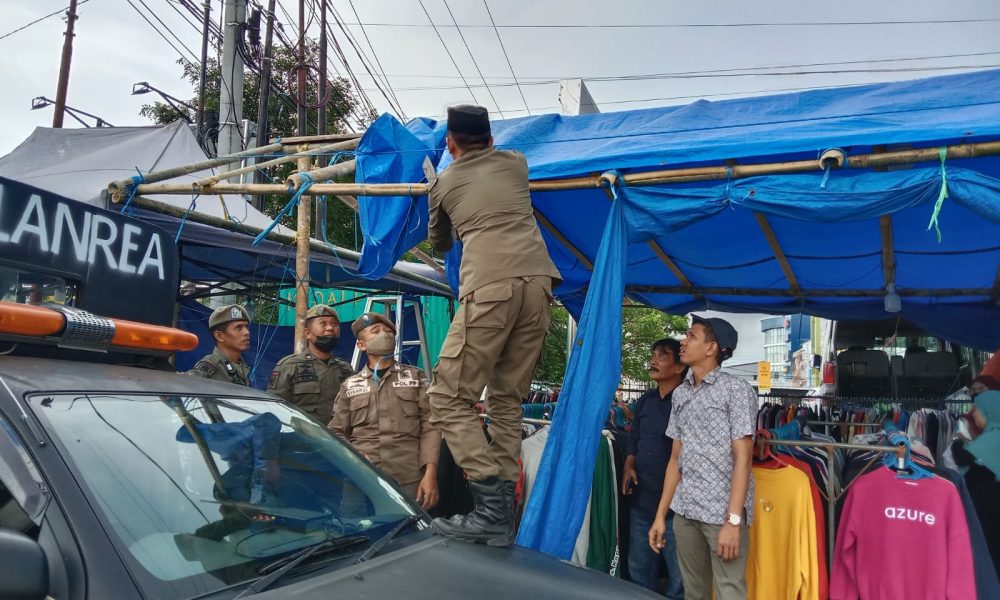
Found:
133,0 -> 200,62
417,0 -> 480,105
442,0 -> 505,118
125,0 -> 197,65
346,0 -> 406,118
483,0 -> 530,115
336,17 -> 1000,29
160,0 -> 205,38
0,0 -> 91,42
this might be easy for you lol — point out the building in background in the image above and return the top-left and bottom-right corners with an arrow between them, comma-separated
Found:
761,314 -> 827,389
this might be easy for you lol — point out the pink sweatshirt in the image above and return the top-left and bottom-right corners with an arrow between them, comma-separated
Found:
831,467 -> 975,600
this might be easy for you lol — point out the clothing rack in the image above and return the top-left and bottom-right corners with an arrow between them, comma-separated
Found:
759,437 -> 908,564
480,414 -> 552,426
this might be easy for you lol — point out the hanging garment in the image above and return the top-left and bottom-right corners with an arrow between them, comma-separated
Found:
831,467 -> 975,600
747,465 -> 821,600
587,432 -> 620,576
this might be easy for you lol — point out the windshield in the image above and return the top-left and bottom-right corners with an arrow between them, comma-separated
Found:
34,393 -> 422,598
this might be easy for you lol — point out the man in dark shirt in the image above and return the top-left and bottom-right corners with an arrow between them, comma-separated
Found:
622,338 -> 687,598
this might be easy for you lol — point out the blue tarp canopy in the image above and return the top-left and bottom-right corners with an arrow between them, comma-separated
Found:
353,69 -> 1000,559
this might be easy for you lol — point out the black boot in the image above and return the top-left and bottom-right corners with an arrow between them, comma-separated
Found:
431,477 -> 515,547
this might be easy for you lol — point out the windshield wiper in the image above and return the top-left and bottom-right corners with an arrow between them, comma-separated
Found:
355,515 -> 421,564
233,535 -> 369,598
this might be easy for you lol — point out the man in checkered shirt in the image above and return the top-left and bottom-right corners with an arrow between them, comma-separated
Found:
648,315 -> 757,600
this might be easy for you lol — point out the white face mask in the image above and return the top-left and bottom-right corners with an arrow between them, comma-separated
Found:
364,331 -> 396,357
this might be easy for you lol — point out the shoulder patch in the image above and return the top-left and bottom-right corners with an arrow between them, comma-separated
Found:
194,361 -> 217,375
267,370 -> 280,389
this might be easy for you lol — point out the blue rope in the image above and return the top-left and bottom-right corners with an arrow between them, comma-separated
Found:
119,170 -> 145,215
252,173 -> 314,246
175,194 -> 199,243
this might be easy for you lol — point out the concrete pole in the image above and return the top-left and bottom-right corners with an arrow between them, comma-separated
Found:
218,0 -> 246,177
52,0 -> 79,128
195,0 -> 211,138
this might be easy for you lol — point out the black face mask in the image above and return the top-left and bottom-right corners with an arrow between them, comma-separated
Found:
313,336 -> 339,352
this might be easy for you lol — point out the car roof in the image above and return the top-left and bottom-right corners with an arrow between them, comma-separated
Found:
0,356 -> 274,399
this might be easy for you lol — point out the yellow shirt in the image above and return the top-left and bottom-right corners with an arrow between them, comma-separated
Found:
747,465 -> 820,600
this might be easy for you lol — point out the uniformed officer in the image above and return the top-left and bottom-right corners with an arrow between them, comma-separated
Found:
328,312 -> 441,509
188,304 -> 252,386
425,105 -> 561,545
267,304 -> 353,424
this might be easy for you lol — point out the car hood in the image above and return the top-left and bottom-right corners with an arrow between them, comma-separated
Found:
254,534 -> 657,599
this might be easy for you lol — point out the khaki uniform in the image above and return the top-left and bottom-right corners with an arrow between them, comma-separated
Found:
187,348 -> 251,387
426,146 -> 560,482
328,363 -> 440,498
267,352 -> 354,424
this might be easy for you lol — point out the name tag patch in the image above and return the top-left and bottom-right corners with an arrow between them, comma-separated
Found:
346,382 -> 370,397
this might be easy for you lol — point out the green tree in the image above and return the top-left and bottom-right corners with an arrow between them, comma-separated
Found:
139,42 -> 371,253
533,305 -> 688,386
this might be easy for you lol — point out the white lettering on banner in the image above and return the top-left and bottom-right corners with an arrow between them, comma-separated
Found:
51,202 -> 91,262
10,194 -> 50,252
0,185 -> 166,281
884,506 -> 936,526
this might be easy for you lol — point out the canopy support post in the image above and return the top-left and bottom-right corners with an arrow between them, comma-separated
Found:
294,148 -> 313,353
992,260 -> 1000,304
755,213 -> 802,297
880,215 -> 896,291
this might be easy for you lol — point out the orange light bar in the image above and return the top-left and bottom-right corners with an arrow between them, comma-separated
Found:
0,301 -> 65,337
111,318 -> 200,352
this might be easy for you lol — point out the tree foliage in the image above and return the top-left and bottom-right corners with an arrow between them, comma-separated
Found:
139,41 -> 371,252
534,306 -> 689,386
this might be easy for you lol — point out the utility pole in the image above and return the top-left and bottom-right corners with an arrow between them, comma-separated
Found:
196,0 -> 211,139
52,0 -> 79,128
218,0 -> 247,175
252,0 -> 277,210
297,0 -> 307,136
318,0 -> 328,144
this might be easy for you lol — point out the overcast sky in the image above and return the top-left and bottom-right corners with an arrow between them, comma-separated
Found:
2,0 -> 1000,154
2,1 -> 998,357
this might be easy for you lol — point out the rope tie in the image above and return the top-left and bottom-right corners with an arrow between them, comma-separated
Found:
119,170 -> 145,215
926,147 -> 949,243
175,194 -> 199,243
252,172 -> 314,246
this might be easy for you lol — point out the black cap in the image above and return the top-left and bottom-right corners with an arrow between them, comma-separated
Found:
691,315 -> 738,360
447,104 -> 491,136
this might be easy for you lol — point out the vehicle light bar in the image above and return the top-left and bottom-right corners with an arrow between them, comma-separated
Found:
0,301 -> 198,353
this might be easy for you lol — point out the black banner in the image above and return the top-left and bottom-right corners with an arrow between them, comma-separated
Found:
0,177 -> 179,326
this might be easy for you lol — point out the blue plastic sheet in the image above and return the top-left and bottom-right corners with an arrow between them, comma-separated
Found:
352,68 -> 1000,559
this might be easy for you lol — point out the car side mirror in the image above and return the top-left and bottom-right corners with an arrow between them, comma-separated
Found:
0,529 -> 48,600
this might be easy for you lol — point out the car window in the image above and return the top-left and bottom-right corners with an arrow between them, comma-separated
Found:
33,393 -> 420,599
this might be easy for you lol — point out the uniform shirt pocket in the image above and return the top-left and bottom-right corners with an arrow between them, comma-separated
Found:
349,395 -> 372,427
395,388 -> 422,435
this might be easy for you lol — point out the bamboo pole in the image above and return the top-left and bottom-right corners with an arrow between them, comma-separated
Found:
107,143 -> 284,198
117,138 -> 1000,199
754,213 -> 801,296
276,133 -> 360,145
287,158 -> 357,188
195,138 -> 358,187
120,195 -> 452,294
294,148 -> 313,353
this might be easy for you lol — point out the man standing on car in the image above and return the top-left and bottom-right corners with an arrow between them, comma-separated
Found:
268,304 -> 354,424
648,316 -> 756,600
188,304 -> 252,387
425,105 -> 562,546
329,312 -> 440,509
623,339 -> 686,598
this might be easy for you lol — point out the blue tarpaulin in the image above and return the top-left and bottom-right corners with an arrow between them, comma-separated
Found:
353,69 -> 1000,559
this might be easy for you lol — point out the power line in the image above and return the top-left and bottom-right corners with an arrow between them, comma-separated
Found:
324,0 -> 405,119
357,63 -> 1000,92
336,17 -> 1000,29
417,0 -> 480,105
441,0 -> 504,118
483,0 -> 529,115
125,0 -> 197,64
160,0 -> 204,39
346,0 -> 405,117
0,0 -> 91,42
135,0 -> 200,62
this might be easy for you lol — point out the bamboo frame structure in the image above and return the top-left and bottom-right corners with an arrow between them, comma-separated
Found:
334,194 -> 444,275
755,213 -> 801,296
880,215 -> 896,290
627,284 -> 992,297
294,149 -> 313,352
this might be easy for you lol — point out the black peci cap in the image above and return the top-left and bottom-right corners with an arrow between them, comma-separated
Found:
447,104 -> 491,136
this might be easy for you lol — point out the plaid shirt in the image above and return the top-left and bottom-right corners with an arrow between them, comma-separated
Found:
665,366 -> 758,525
